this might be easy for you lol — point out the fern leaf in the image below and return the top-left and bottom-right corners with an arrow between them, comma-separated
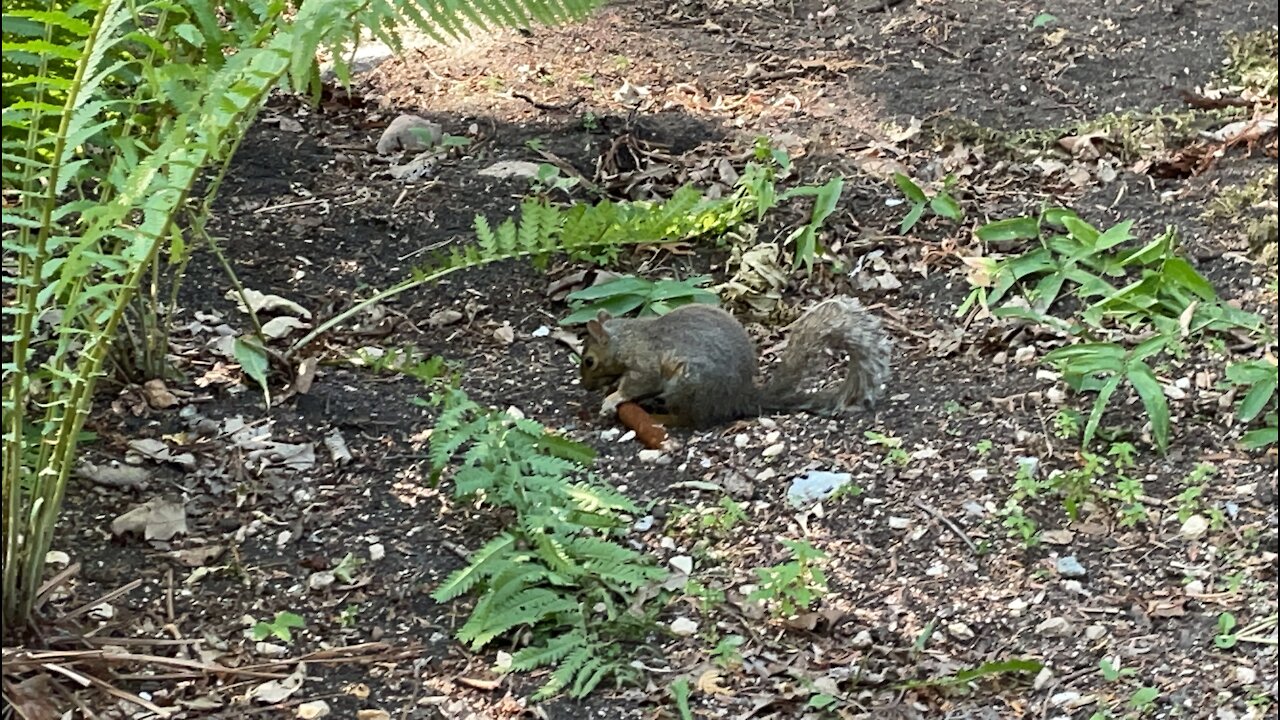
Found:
509,628 -> 588,671
460,587 -> 579,649
430,533 -> 516,602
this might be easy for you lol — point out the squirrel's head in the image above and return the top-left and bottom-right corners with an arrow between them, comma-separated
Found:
580,310 -> 625,390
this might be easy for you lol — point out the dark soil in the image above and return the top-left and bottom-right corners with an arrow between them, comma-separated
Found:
33,1 -> 1278,719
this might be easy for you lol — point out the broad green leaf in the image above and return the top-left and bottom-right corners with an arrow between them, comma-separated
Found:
1161,257 -> 1218,301
1241,426 -> 1277,449
1083,373 -> 1123,449
893,173 -> 927,203
976,216 -> 1040,243
1061,216 -> 1100,248
929,193 -> 964,221
899,202 -> 926,234
1237,375 -> 1277,423
233,337 -> 271,405
565,276 -> 653,301
1127,362 -> 1170,453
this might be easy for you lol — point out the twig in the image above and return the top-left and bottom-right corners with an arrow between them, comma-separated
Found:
252,197 -> 328,214
913,499 -> 979,555
510,91 -> 583,113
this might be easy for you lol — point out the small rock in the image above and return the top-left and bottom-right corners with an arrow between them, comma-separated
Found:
754,468 -> 778,482
1062,580 -> 1088,596
962,501 -> 986,517
888,516 -> 911,530
1236,666 -> 1257,685
734,433 -> 750,448
1180,514 -> 1210,539
1084,624 -> 1107,641
786,470 -> 853,506
297,700 -> 331,719
255,641 -> 288,657
968,468 -> 989,481
763,430 -> 781,444
308,571 -> 335,591
1185,580 -> 1204,596
600,428 -> 621,442
637,449 -> 664,463
947,622 -> 975,641
633,516 -> 655,532
1056,555 -> 1087,578
851,630 -> 873,649
1033,666 -> 1054,690
761,442 -> 786,458
1036,616 -> 1071,636
669,555 -> 693,575
1049,691 -> 1081,707
368,543 -> 385,562
1041,529 -> 1075,545
669,617 -> 698,636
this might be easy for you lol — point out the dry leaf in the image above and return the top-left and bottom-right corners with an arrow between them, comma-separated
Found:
696,668 -> 732,695
111,498 -> 188,541
249,664 -> 307,704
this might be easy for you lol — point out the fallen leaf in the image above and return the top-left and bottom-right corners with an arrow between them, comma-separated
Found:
249,664 -> 306,704
696,668 -> 732,695
111,498 -> 188,541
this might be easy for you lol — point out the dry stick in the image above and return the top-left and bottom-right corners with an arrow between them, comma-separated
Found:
913,499 -> 979,556
60,579 -> 144,621
33,561 -> 81,612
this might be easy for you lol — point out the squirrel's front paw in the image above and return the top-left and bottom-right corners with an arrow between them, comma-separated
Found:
599,392 -> 624,418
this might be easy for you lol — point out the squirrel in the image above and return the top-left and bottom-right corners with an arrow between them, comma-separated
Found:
580,297 -> 891,428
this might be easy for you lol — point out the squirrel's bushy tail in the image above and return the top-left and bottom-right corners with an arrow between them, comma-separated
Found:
757,297 -> 891,416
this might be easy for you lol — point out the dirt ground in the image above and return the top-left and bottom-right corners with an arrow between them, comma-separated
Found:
30,0 -> 1279,718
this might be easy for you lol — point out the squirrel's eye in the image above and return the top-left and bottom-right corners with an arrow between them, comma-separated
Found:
583,355 -> 597,369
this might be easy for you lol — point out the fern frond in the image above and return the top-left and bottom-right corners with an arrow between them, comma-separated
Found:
509,628 -> 588,671
460,587 -> 579,649
431,533 -> 517,602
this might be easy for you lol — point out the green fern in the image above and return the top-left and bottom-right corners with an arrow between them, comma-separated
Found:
288,156 -> 789,356
420,385 -> 669,699
2,0 -> 606,630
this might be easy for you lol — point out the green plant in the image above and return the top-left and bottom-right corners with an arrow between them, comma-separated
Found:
1052,409 -> 1082,439
252,611 -> 306,643
670,677 -> 693,720
894,658 -> 1043,691
748,539 -> 828,618
291,154 -> 791,356
894,173 -> 964,234
1045,336 -> 1171,452
698,497 -> 748,535
968,210 -> 1262,335
338,604 -> 359,628
560,275 -> 719,325
711,634 -> 745,668
1224,359 -> 1278,449
1130,686 -> 1160,713
1174,462 -> 1216,522
426,385 -> 667,699
532,163 -> 582,196
1216,612 -> 1240,649
974,439 -> 994,457
333,552 -> 363,583
1099,657 -> 1137,682
1214,612 -> 1279,649
683,579 -> 725,614
2,0 -> 602,633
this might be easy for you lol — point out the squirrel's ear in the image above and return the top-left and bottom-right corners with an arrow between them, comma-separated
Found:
595,309 -> 612,323
586,318 -> 609,344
